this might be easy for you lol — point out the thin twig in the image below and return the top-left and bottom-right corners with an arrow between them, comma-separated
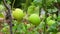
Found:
3,0 -> 13,34
12,0 -> 16,9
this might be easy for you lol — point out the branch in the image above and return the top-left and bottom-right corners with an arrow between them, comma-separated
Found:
3,0 -> 13,34
3,0 -> 11,10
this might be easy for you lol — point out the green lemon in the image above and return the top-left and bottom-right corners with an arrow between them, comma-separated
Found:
28,14 -> 41,26
47,20 -> 56,26
12,8 -> 24,21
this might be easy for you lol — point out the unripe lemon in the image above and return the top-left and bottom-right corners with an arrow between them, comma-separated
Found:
12,8 -> 24,21
28,14 -> 40,26
47,20 -> 56,26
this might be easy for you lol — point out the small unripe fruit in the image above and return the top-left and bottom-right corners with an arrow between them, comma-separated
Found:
47,20 -> 56,26
12,8 -> 24,21
28,14 -> 40,26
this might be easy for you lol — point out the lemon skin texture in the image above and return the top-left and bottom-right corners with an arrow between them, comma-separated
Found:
28,14 -> 41,26
12,8 -> 24,21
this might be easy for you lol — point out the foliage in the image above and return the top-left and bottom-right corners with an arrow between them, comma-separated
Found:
0,0 -> 60,34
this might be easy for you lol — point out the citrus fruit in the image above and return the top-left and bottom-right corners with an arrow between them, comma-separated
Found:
12,8 -> 24,21
47,20 -> 56,26
28,14 -> 40,26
